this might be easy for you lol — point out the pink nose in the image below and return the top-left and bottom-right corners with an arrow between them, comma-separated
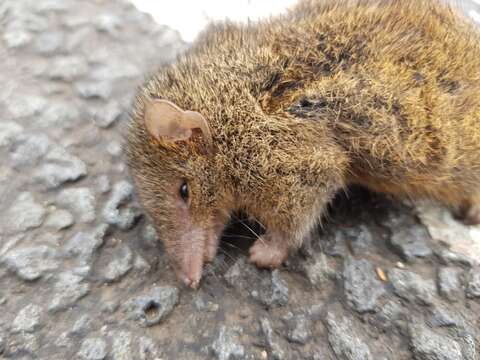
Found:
178,267 -> 202,289
177,252 -> 204,289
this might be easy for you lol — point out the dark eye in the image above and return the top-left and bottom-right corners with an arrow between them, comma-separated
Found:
179,182 -> 189,201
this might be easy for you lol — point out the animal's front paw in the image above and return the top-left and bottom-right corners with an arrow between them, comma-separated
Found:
249,236 -> 288,269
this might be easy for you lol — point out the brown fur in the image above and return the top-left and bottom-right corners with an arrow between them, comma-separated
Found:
126,0 -> 480,287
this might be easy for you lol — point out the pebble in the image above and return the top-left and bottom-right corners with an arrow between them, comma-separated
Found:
40,102 -> 80,129
138,336 -> 161,360
49,271 -> 90,312
64,14 -> 90,28
194,295 -> 219,312
110,330 -> 132,360
78,338 -> 107,360
54,332 -> 70,348
107,141 -> 122,157
141,223 -> 159,245
225,259 -> 289,307
91,60 -> 140,81
342,225 -> 373,255
259,318 -> 285,360
2,192 -> 46,235
94,14 -> 121,36
45,209 -> 74,230
436,249 -> 473,267
123,286 -> 179,327
409,323 -> 463,360
211,326 -> 245,360
103,245 -> 133,282
6,332 -> 40,357
416,202 -> 480,266
17,12 -> 49,32
33,145 -> 87,188
47,56 -> 88,81
466,267 -> 480,298
102,300 -> 120,314
75,80 -> 113,100
63,225 -> 108,262
371,299 -> 404,331
437,267 -> 463,302
284,312 -> 312,344
95,175 -> 111,194
267,270 -> 289,307
252,270 -> 289,308
326,312 -> 373,360
102,181 -> 137,230
2,245 -> 59,281
325,231 -> 349,257
457,331 -> 477,360
6,95 -> 48,119
388,224 -> 433,262
11,304 -> 42,333
0,122 -> 23,147
388,268 -> 436,305
133,253 -> 152,274
3,28 -> 32,49
34,31 -> 65,55
343,258 -> 386,313
428,303 -> 461,328
303,252 -> 336,287
71,315 -> 92,336
91,100 -> 123,128
9,134 -> 50,168
57,187 -> 96,223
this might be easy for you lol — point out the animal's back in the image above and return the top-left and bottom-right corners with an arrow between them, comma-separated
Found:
259,0 -> 480,204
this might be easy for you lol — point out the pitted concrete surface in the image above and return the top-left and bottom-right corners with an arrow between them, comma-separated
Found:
0,1 -> 479,359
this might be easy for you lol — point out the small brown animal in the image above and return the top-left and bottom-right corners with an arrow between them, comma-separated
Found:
126,0 -> 480,288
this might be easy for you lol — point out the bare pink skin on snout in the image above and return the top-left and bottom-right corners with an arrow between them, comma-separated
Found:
175,225 -> 222,289
171,193 -> 228,288
175,228 -> 205,289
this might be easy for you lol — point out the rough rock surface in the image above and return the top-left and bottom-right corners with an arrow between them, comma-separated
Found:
0,0 -> 479,359
343,257 -> 386,313
409,323 -> 464,360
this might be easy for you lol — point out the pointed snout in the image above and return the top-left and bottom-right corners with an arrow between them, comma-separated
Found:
175,239 -> 205,289
173,226 -> 222,289
177,261 -> 203,289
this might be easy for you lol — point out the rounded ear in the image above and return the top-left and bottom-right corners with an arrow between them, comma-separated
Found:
144,99 -> 212,146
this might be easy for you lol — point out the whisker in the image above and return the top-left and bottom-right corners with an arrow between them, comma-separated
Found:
221,234 -> 256,240
216,248 -> 265,283
220,242 -> 250,255
217,247 -> 243,264
231,213 -> 263,243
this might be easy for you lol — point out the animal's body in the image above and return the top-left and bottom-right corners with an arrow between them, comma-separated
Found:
126,0 -> 480,287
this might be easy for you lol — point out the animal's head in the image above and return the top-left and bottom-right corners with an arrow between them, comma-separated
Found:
127,98 -> 230,288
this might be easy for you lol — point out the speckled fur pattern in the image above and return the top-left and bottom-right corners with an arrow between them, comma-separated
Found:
126,0 -> 480,283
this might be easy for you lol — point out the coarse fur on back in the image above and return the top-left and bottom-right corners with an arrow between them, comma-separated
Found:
126,0 -> 480,287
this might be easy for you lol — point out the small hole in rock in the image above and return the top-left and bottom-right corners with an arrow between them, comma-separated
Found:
144,301 -> 160,321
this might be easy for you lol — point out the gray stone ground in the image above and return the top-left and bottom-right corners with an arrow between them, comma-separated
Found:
0,0 -> 479,359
